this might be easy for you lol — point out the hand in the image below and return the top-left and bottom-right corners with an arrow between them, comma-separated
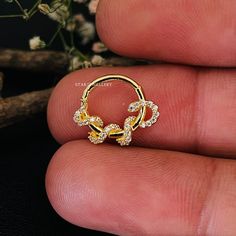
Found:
46,0 -> 236,235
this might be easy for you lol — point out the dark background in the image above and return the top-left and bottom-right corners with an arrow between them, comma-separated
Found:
0,1 -> 110,235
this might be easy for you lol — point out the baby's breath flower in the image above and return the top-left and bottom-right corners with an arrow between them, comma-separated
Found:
74,14 -> 85,24
83,61 -> 92,68
91,55 -> 104,66
48,1 -> 69,24
92,42 -> 108,53
66,18 -> 76,32
38,4 -> 50,14
29,36 -> 46,50
38,1 -> 69,25
69,56 -> 83,71
77,21 -> 95,44
88,0 -> 99,14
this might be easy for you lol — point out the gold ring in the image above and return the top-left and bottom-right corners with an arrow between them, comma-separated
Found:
73,74 -> 160,146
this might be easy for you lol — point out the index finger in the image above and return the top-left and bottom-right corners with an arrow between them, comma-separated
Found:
96,0 -> 236,66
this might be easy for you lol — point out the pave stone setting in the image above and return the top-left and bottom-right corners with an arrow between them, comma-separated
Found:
74,100 -> 159,146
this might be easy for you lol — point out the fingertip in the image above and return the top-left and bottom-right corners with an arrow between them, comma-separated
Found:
45,141 -> 93,228
96,0 -> 236,66
45,140 -> 122,233
96,0 -> 132,56
45,140 -> 210,235
45,141 -> 76,223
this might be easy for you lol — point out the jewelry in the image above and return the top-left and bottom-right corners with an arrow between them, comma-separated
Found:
73,75 -> 160,146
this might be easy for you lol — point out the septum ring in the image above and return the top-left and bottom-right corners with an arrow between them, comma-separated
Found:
73,74 -> 160,146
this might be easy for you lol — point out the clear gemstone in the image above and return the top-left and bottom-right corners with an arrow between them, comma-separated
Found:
100,132 -> 107,139
140,122 -> 146,128
151,117 -> 157,123
104,127 -> 110,132
146,101 -> 153,106
90,117 -> 95,122
152,105 -> 158,111
128,101 -> 140,112
129,105 -> 134,111
141,101 -> 146,106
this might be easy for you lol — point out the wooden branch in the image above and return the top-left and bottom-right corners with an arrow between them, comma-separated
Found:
0,49 -> 68,73
0,49 -> 152,128
0,88 -> 53,128
0,49 -> 150,74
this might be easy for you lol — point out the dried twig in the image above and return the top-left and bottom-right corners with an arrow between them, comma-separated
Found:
0,48 -> 152,128
0,49 -> 68,73
0,88 -> 53,128
0,49 -> 150,74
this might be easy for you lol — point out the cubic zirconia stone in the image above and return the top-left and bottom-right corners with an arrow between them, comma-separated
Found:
140,122 -> 146,128
146,101 -> 153,106
90,117 -> 95,122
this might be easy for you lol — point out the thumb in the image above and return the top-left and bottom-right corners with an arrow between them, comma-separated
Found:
46,140 -> 236,235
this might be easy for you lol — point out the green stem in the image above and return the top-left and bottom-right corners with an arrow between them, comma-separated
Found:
0,0 -> 42,20
0,14 -> 23,18
47,25 -> 63,47
28,0 -> 42,16
75,50 -> 88,61
28,9 -> 39,19
70,31 -> 75,48
14,0 -> 26,14
67,0 -> 72,8
59,31 -> 69,51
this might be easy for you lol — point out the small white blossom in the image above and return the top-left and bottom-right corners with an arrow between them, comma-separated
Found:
29,36 -> 46,50
69,56 -> 83,71
66,19 -> 76,31
77,21 -> 95,44
48,1 -> 69,24
38,1 -> 69,24
83,61 -> 92,68
69,57 -> 93,71
38,4 -> 50,14
74,14 -> 86,24
91,55 -> 104,66
92,42 -> 108,53
88,0 -> 99,14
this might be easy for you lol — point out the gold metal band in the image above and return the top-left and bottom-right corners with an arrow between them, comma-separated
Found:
73,74 -> 159,146
81,75 -> 147,138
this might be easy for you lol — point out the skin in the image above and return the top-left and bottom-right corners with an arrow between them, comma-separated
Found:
46,0 -> 236,235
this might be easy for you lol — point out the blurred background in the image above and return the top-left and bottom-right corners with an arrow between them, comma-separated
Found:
0,1 -> 111,235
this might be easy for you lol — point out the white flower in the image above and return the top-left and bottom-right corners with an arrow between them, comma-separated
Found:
69,57 -> 83,71
92,42 -> 108,53
38,4 -> 50,14
83,61 -> 92,68
74,14 -> 86,24
38,1 -> 69,24
66,19 -> 76,31
77,21 -> 95,44
69,57 -> 93,71
91,55 -> 104,66
29,36 -> 46,50
88,0 -> 99,14
48,1 -> 69,24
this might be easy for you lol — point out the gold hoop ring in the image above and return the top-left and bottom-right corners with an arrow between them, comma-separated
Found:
73,74 -> 160,146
